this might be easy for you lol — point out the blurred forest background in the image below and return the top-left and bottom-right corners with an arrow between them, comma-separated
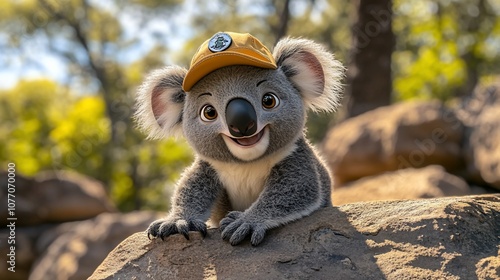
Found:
1,0 -> 499,211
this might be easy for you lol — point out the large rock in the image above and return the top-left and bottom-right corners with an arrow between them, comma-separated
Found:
0,225 -> 54,280
0,171 -> 115,226
332,165 -> 471,205
454,81 -> 500,189
90,195 -> 499,280
455,80 -> 500,128
29,211 -> 161,280
323,101 -> 464,185
0,171 -> 115,279
465,105 -> 500,190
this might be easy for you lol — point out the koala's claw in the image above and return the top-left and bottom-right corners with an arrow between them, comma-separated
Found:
219,211 -> 242,230
146,218 -> 207,241
220,211 -> 267,246
198,223 -> 208,238
146,220 -> 165,240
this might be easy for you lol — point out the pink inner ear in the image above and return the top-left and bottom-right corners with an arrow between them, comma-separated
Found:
300,51 -> 325,92
151,86 -> 166,121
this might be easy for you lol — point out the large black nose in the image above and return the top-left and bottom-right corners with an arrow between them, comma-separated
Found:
226,98 -> 257,137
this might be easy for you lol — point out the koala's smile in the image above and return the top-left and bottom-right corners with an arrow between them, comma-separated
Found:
222,126 -> 270,161
229,127 -> 265,147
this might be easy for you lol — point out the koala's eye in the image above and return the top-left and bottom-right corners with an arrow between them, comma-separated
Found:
262,93 -> 280,109
200,105 -> 218,122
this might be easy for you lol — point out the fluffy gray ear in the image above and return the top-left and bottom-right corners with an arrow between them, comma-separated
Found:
135,66 -> 187,139
273,37 -> 344,112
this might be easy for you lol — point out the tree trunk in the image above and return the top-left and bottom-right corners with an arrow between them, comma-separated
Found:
272,0 -> 291,45
453,0 -> 488,98
346,0 -> 394,118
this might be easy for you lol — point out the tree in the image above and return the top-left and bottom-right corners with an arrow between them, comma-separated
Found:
0,79 -> 193,211
270,0 -> 292,44
345,0 -> 394,118
0,0 -> 192,210
392,0 -> 500,101
0,80 -> 73,175
178,0 -> 351,141
2,0 -> 499,210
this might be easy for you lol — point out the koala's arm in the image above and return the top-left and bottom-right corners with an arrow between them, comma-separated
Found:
220,138 -> 331,246
147,159 -> 223,240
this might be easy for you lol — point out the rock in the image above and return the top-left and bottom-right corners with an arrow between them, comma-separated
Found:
455,81 -> 500,189
332,165 -> 471,205
465,105 -> 500,190
0,226 -> 53,280
455,80 -> 500,127
0,171 -> 115,279
90,195 -> 499,280
34,221 -> 81,256
323,101 -> 464,185
29,211 -> 161,280
0,171 -> 115,226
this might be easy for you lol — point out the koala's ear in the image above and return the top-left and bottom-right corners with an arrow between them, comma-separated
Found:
273,38 -> 344,112
135,66 -> 187,139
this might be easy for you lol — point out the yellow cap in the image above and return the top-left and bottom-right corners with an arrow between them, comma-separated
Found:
182,32 -> 277,91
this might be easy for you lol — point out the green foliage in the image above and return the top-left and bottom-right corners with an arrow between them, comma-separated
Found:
0,79 -> 193,211
50,95 -> 110,175
0,79 -> 113,182
0,80 -> 70,175
182,0 -> 499,103
393,0 -> 500,100
134,139 -> 193,211
0,0 -> 194,211
1,0 -> 499,212
394,44 -> 466,101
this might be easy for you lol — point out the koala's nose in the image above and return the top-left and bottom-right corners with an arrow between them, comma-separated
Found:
226,98 -> 257,137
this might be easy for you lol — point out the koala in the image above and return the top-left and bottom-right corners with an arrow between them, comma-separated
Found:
135,32 -> 344,246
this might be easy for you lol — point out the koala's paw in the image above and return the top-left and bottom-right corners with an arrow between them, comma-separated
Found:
147,217 -> 207,241
219,211 -> 267,246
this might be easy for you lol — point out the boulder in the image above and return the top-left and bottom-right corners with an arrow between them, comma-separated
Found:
90,195 -> 499,280
323,101 -> 464,185
455,80 -> 500,127
0,171 -> 115,226
0,225 -> 54,280
332,165 -> 471,205
28,211 -> 161,280
465,105 -> 500,190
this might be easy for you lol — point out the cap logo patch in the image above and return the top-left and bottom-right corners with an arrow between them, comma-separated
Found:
208,33 -> 232,52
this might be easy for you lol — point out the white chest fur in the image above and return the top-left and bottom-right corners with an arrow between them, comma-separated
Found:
212,161 -> 271,211
206,144 -> 297,211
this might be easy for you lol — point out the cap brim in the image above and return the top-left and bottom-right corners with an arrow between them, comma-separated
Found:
182,52 -> 277,92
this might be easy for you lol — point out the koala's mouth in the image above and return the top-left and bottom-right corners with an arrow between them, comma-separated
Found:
229,127 -> 266,147
221,126 -> 270,161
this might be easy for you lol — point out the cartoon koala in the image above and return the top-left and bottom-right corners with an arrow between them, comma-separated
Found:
135,32 -> 344,246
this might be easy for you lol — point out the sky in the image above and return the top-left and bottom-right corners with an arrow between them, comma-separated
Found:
0,0 -> 321,92
0,0 -> 198,91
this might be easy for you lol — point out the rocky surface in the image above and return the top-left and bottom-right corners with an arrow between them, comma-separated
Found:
3,95 -> 499,280
0,225 -> 50,280
323,101 -> 464,185
332,165 -> 471,205
0,171 -> 115,226
456,82 -> 500,189
29,211 -> 161,280
0,171 -> 116,280
90,195 -> 499,280
455,80 -> 500,128
465,105 -> 500,190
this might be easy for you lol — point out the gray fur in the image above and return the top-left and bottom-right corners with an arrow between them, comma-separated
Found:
137,37 -> 344,246
184,66 -> 304,163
